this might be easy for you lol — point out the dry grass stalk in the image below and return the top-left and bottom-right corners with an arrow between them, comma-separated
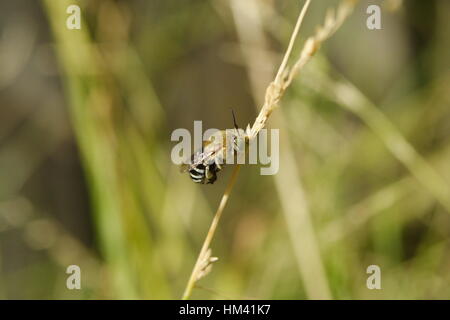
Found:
182,164 -> 241,299
249,0 -> 357,139
182,0 -> 358,299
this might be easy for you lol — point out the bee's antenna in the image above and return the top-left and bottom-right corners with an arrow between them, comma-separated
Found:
231,109 -> 239,130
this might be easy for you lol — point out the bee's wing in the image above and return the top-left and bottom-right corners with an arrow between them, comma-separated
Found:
192,150 -> 216,166
179,135 -> 226,173
179,149 -> 213,173
179,163 -> 190,173
179,152 -> 195,173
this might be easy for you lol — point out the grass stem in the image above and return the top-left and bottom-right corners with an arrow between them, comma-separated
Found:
182,165 -> 241,300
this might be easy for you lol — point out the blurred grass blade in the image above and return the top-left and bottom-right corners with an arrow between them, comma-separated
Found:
303,64 -> 450,213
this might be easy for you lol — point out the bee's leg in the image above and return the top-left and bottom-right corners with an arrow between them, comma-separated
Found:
214,157 -> 223,171
205,165 -> 217,184
205,165 -> 212,180
209,171 -> 217,184
207,167 -> 217,184
229,137 -> 242,164
234,138 -> 240,152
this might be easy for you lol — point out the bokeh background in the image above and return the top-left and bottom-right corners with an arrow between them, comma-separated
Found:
0,0 -> 449,299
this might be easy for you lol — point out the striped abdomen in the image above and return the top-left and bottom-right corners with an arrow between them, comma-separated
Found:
189,162 -> 220,184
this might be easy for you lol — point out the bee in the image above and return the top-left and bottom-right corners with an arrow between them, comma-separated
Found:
181,111 -> 248,184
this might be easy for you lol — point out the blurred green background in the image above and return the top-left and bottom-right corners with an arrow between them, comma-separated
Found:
0,0 -> 449,299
